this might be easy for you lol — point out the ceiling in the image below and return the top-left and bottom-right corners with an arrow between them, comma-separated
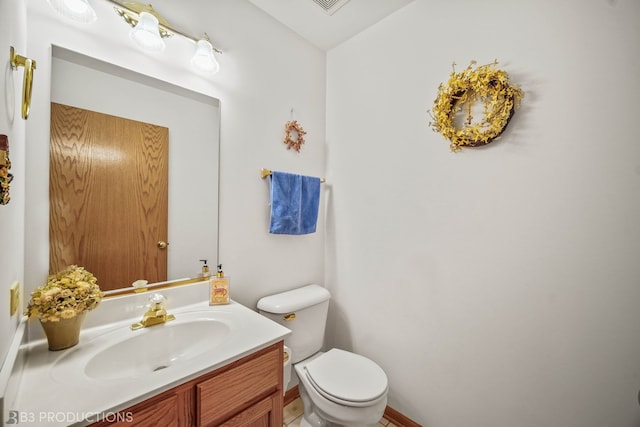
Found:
248,0 -> 415,51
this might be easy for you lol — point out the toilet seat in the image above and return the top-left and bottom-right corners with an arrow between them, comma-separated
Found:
303,349 -> 388,407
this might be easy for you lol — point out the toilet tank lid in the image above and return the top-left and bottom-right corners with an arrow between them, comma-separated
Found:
257,284 -> 330,314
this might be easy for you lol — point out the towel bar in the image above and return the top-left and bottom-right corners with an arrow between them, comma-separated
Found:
261,168 -> 325,183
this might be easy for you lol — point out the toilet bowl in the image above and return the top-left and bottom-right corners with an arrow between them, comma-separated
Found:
257,284 -> 389,427
295,349 -> 388,427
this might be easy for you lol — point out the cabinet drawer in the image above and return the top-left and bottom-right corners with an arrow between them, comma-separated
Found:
219,395 -> 277,427
197,345 -> 281,426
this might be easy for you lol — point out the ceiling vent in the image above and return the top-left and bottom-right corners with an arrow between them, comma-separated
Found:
311,0 -> 351,15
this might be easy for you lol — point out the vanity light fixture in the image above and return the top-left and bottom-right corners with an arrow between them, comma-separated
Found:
47,0 -> 97,23
46,0 -> 223,74
108,0 -> 222,73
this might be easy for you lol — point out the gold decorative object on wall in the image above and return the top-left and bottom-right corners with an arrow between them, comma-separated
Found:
0,135 -> 13,205
10,46 -> 37,120
283,120 -> 307,152
429,60 -> 524,152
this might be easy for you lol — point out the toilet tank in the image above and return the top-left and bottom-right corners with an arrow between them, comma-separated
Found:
257,284 -> 330,363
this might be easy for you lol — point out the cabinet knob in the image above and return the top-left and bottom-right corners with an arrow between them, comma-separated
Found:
157,241 -> 169,249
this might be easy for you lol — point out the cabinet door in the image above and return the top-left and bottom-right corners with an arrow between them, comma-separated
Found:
89,383 -> 194,427
197,345 -> 282,426
95,395 -> 178,427
219,394 -> 280,427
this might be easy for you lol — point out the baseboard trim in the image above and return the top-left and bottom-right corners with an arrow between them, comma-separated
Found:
383,405 -> 422,427
284,386 -> 300,406
283,386 -> 421,426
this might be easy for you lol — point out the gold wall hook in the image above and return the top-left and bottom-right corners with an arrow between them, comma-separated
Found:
10,46 -> 36,120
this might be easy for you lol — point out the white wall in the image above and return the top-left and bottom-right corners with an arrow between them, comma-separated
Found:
326,0 -> 640,425
0,0 -> 27,367
23,0 -> 326,311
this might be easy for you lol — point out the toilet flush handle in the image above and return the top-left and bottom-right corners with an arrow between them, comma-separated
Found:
283,313 -> 296,321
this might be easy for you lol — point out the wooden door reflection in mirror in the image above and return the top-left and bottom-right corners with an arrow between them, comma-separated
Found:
50,103 -> 169,291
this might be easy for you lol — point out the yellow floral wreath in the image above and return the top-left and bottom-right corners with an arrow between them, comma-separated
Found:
283,120 -> 307,152
430,60 -> 524,152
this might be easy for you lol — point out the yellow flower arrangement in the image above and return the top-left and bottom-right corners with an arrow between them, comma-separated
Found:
26,265 -> 103,322
430,60 -> 524,152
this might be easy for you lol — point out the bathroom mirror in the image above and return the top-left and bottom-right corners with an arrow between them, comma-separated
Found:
48,47 -> 219,292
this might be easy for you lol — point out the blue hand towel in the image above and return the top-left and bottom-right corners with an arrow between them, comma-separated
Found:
269,171 -> 321,235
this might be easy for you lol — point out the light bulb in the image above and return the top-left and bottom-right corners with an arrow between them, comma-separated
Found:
47,0 -> 97,23
191,38 -> 220,74
129,12 -> 165,52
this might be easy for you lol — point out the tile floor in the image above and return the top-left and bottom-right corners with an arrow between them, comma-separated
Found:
283,397 -> 397,427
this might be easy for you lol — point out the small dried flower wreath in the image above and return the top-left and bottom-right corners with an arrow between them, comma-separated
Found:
0,160 -> 13,205
283,120 -> 307,152
430,60 -> 524,152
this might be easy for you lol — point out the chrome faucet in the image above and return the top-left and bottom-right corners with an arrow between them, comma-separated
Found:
131,293 -> 176,330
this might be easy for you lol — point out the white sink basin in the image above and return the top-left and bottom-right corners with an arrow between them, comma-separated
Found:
51,310 -> 234,383
85,318 -> 230,380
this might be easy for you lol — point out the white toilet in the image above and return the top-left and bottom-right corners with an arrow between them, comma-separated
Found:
258,284 -> 388,427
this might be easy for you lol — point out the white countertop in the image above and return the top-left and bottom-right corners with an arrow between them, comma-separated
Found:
9,300 -> 290,427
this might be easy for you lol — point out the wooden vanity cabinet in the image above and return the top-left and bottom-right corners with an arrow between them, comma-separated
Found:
90,342 -> 284,427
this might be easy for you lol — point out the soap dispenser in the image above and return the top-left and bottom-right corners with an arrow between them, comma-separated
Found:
198,259 -> 212,278
209,264 -> 230,305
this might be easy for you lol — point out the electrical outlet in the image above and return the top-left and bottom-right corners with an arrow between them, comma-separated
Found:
10,281 -> 19,316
